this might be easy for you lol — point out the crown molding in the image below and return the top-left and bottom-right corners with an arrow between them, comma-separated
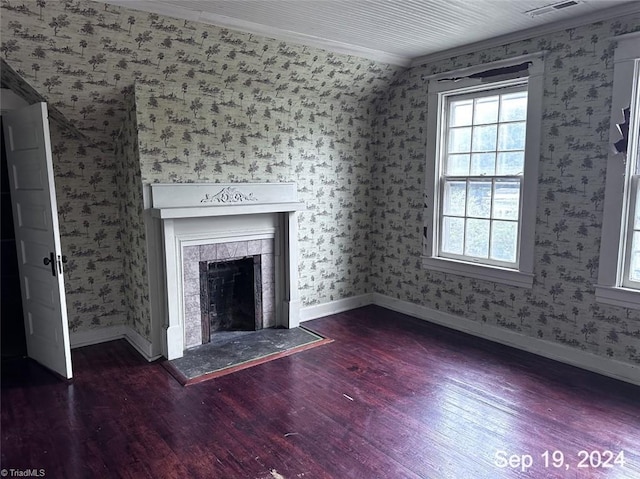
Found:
410,2 -> 640,67
105,0 -> 411,66
103,0 -> 638,68
196,11 -> 412,66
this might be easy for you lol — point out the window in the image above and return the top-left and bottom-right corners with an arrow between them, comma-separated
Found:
597,33 -> 640,309
440,84 -> 527,267
623,111 -> 640,288
423,55 -> 544,288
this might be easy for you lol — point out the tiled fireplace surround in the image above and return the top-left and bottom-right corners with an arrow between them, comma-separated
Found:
182,238 -> 276,348
149,183 -> 305,360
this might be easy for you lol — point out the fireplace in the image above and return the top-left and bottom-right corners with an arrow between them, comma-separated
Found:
202,256 -> 261,336
182,237 -> 276,348
149,183 -> 305,360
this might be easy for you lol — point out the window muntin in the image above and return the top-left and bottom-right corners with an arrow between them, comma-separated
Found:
423,55 -> 543,288
438,83 -> 527,268
626,178 -> 640,283
621,65 -> 640,288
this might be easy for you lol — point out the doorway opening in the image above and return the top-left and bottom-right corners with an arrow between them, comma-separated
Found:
0,118 -> 27,359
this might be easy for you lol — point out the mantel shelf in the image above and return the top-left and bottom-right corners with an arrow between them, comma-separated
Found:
151,201 -> 306,219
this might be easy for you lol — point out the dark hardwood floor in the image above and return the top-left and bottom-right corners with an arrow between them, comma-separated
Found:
2,306 -> 639,478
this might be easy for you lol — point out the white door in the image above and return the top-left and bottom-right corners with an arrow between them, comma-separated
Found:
3,102 -> 72,379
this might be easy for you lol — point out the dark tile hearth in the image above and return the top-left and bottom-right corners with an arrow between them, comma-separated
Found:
163,327 -> 329,385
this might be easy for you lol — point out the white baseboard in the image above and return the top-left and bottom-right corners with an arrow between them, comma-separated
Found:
124,326 -> 162,361
70,326 -> 128,349
70,325 -> 160,362
372,293 -> 640,387
70,293 -> 640,386
300,293 -> 373,322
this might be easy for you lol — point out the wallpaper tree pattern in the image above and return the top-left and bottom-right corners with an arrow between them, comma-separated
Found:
0,59 -> 127,334
1,0 -> 639,367
114,93 -> 150,339
0,0 -> 400,341
372,17 -> 640,365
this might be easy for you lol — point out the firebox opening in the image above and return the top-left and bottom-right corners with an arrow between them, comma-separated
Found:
200,255 -> 263,343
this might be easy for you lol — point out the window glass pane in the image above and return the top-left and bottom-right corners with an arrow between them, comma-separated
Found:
443,181 -> 466,216
491,220 -> 518,263
631,179 -> 640,282
465,218 -> 490,258
474,96 -> 499,124
472,125 -> 497,152
493,181 -> 520,220
448,127 -> 472,153
450,99 -> 473,127
467,181 -> 492,218
446,154 -> 470,176
630,232 -> 640,282
470,153 -> 495,176
498,122 -> 526,151
496,151 -> 524,175
500,91 -> 528,122
442,217 -> 464,254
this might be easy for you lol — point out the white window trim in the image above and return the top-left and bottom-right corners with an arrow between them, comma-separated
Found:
423,54 -> 544,288
622,174 -> 640,289
596,33 -> 640,309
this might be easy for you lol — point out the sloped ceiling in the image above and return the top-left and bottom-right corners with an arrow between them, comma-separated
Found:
101,0 -> 640,65
1,59 -> 92,143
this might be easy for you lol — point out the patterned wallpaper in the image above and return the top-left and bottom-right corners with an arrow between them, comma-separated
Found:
50,115 -> 128,333
1,0 -> 638,367
1,59 -> 127,333
114,93 -> 150,339
0,0 -> 400,340
372,17 -> 640,365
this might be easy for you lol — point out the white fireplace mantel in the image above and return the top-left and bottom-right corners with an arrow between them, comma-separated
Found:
148,183 -> 305,360
150,182 -> 306,219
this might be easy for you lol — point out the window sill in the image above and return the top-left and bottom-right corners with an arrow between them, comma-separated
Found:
595,285 -> 640,310
421,256 -> 533,288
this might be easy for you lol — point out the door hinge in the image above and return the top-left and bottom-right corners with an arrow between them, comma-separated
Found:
57,254 -> 67,275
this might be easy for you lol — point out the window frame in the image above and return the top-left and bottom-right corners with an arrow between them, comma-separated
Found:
622,175 -> 640,289
423,55 -> 544,288
597,33 -> 640,309
438,82 -> 528,269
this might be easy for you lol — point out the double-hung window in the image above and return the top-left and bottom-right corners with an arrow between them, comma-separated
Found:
597,34 -> 640,308
622,74 -> 640,288
423,56 -> 544,288
440,84 -> 527,266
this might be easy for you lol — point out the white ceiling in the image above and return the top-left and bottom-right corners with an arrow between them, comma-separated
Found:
102,0 -> 640,65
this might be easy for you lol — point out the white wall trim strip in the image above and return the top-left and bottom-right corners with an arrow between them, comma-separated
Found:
70,326 -> 127,349
72,294 -> 640,386
104,0 -> 410,66
372,293 -> 640,387
411,3 -> 640,67
124,327 -> 161,362
300,293 -> 373,322
70,326 -> 160,362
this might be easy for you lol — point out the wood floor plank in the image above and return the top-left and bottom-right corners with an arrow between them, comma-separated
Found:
2,305 -> 639,478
